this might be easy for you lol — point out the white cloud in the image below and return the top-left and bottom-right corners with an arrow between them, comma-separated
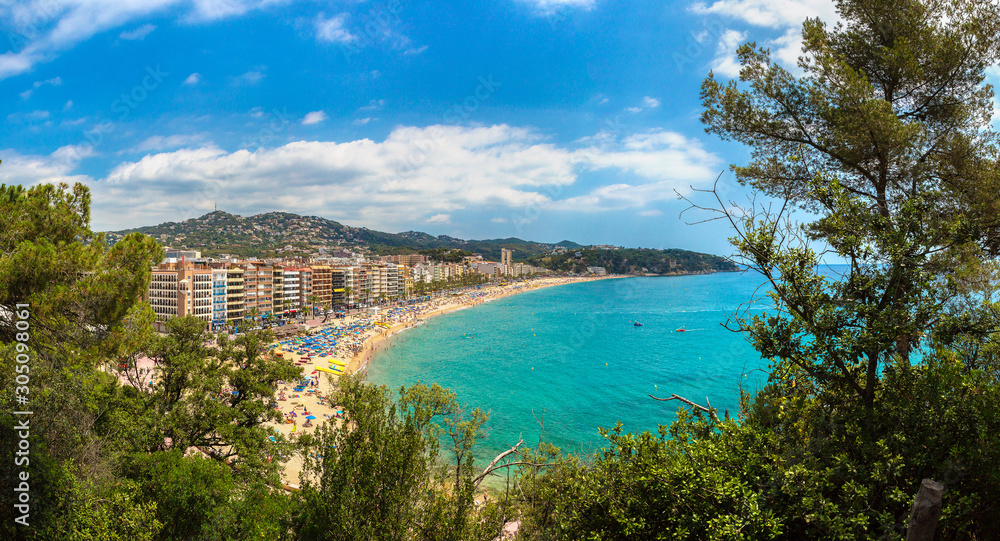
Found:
551,130 -> 723,212
231,68 -> 265,85
119,23 -> 156,40
0,148 -> 91,187
353,117 -> 373,126
315,12 -> 355,43
625,96 -> 662,113
771,28 -> 805,67
426,214 -> 451,223
63,100 -> 73,111
519,0 -> 596,15
639,209 -> 663,216
0,0 -> 282,79
692,0 -> 840,72
7,124 -> 722,231
359,99 -> 385,112
301,111 -> 327,125
8,110 -> 50,122
185,0 -> 285,22
51,143 -> 95,163
711,29 -> 748,78
132,133 -> 209,153
491,217 -> 508,223
60,116 -> 87,127
20,76 -> 62,99
403,45 -> 428,56
183,72 -> 202,85
691,0 -> 838,29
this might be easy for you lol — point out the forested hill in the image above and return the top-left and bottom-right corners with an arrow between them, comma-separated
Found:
104,210 -> 582,260
104,211 -> 734,272
526,247 -> 738,275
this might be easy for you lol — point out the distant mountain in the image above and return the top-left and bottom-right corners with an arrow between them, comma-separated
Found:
104,211 -> 578,261
526,247 -> 739,275
104,211 -> 736,275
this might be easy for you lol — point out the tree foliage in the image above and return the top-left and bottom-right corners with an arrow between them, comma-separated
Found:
700,0 -> 1000,407
527,247 -> 737,275
0,183 -> 300,540
295,375 -> 505,541
516,0 -> 1000,538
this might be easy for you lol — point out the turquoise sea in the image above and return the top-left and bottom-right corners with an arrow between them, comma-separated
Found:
366,272 -> 774,468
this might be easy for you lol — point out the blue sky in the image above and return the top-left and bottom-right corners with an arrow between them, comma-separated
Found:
0,0 -> 844,256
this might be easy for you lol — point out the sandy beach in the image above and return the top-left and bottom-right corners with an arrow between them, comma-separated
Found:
266,275 -> 619,486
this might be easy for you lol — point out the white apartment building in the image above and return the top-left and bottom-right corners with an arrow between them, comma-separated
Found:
211,270 -> 228,328
281,269 -> 300,314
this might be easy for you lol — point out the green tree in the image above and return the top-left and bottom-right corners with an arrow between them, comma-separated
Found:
343,285 -> 353,309
0,182 -> 164,539
307,293 -> 320,318
700,0 -> 1000,409
696,0 -> 1000,534
296,376 -> 503,541
518,0 -> 1000,538
31,464 -> 163,541
117,316 -> 298,481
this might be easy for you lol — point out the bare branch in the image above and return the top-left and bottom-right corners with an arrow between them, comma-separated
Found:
474,438 -> 524,489
649,393 -> 720,422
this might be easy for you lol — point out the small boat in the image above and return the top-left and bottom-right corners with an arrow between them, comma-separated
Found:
676,327 -> 686,332
634,322 -> 643,327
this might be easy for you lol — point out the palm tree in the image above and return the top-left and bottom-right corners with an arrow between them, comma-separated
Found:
242,306 -> 260,333
307,294 -> 320,320
343,285 -> 353,311
322,301 -> 333,323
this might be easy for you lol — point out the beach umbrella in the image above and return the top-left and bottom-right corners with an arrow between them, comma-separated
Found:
305,415 -> 317,420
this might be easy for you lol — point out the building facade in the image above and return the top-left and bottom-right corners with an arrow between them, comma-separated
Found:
147,257 -> 481,327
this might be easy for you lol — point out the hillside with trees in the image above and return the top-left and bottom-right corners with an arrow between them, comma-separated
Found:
105,211 -> 582,261
527,247 -> 738,275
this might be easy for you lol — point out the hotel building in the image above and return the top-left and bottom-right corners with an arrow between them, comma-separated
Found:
148,260 -> 214,331
147,257 -> 434,326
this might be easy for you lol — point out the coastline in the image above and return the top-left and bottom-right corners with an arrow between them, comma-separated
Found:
344,275 -> 624,376
267,275 -> 623,486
